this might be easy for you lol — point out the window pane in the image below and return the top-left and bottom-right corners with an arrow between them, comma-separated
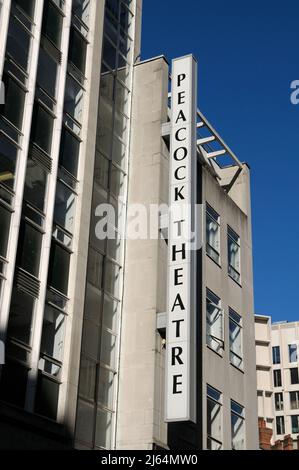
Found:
35,373 -> 59,420
206,290 -> 223,354
37,47 -> 58,98
0,204 -> 11,258
76,399 -> 94,446
72,0 -> 90,26
42,0 -> 63,48
79,356 -> 96,401
95,408 -> 113,449
290,391 -> 299,410
110,164 -> 125,198
6,15 -> 31,71
2,74 -> 25,130
97,367 -> 115,409
94,153 -> 109,191
102,294 -> 119,334
15,0 -> 35,18
0,134 -> 18,189
31,104 -> 54,154
18,222 -> 42,277
272,346 -> 281,365
81,319 -> 100,359
24,158 -> 48,211
64,75 -> 84,123
48,243 -> 70,295
231,402 -> 245,450
276,416 -> 285,435
7,287 -> 35,345
100,328 -> 117,369
0,361 -> 28,407
102,37 -> 117,71
291,416 -> 299,434
85,282 -> 102,324
40,304 -> 65,361
274,369 -> 282,387
68,28 -> 87,74
115,80 -> 130,116
290,368 -> 299,385
207,397 -> 222,448
54,180 -> 75,233
228,227 -> 240,281
275,392 -> 284,411
87,249 -> 103,290
59,128 -> 80,177
289,344 -> 298,363
104,259 -> 121,299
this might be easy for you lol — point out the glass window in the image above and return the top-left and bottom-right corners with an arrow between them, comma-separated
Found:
114,111 -> 129,143
290,368 -> 299,385
207,385 -> 222,450
100,328 -> 117,369
95,408 -> 113,449
289,344 -> 298,363
229,308 -> 243,369
115,80 -> 130,117
228,226 -> 241,283
79,355 -> 96,401
7,287 -> 35,345
102,37 -> 117,72
290,391 -> 299,410
31,103 -> 54,155
120,2 -> 133,36
54,180 -> 75,234
291,415 -> 299,434
76,399 -> 94,446
231,400 -> 245,450
2,74 -> 26,130
84,282 -> 102,324
35,373 -> 59,420
102,294 -> 119,333
42,0 -> 63,48
40,304 -> 65,362
36,47 -> 58,98
97,106 -> 113,158
97,367 -> 115,410
275,392 -> 284,411
274,369 -> 282,387
15,0 -> 35,18
104,259 -> 121,299
24,158 -> 48,211
64,75 -> 84,124
6,14 -> 31,72
110,164 -> 125,198
0,204 -> 11,258
206,204 -> 220,264
0,134 -> 18,189
112,135 -> 126,168
0,361 -> 28,408
272,346 -> 281,365
18,221 -> 42,277
276,416 -> 285,436
59,128 -> 80,177
206,289 -> 223,355
87,248 -> 103,290
94,153 -> 109,191
68,27 -> 87,74
81,319 -> 100,359
72,0 -> 90,26
48,242 -> 70,295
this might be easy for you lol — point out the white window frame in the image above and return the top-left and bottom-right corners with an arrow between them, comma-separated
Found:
229,308 -> 243,370
206,289 -> 224,355
207,385 -> 223,450
206,203 -> 220,265
227,226 -> 241,284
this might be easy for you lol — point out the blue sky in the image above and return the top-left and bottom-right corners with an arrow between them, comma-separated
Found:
141,0 -> 299,322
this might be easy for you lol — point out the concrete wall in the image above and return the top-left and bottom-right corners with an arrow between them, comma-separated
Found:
116,56 -> 169,450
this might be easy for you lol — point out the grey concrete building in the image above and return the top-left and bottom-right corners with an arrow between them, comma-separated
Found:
255,315 -> 299,447
0,0 -> 258,450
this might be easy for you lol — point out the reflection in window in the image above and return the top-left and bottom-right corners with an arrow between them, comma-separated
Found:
207,385 -> 222,450
272,346 -> 281,365
42,0 -> 63,48
68,27 -> 87,74
0,134 -> 18,189
97,367 -> 114,410
100,328 -> 117,369
64,75 -> 84,123
95,408 -> 113,449
275,392 -> 284,411
273,369 -> 282,387
228,226 -> 241,283
40,303 -> 65,362
37,47 -> 58,98
206,204 -> 220,264
15,0 -> 35,19
104,259 -> 121,300
72,0 -> 90,26
206,289 -> 223,355
24,158 -> 48,211
290,391 -> 299,410
291,415 -> 299,434
276,416 -> 285,436
54,180 -> 75,233
290,368 -> 299,385
7,287 -> 35,345
87,249 -> 103,290
229,308 -> 243,369
288,344 -> 298,363
6,14 -> 31,72
231,401 -> 245,450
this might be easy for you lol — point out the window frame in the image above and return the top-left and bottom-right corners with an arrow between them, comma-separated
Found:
206,203 -> 221,266
207,385 -> 223,450
229,308 -> 243,370
206,289 -> 224,356
227,225 -> 241,284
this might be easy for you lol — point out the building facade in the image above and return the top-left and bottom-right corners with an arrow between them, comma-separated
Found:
255,315 -> 299,447
0,0 -> 258,450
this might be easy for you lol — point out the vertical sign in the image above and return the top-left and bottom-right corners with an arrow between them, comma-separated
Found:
165,55 -> 197,423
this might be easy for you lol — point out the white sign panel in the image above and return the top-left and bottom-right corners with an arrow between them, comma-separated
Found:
165,55 -> 197,423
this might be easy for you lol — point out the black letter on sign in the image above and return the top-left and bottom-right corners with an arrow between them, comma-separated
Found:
172,346 -> 184,365
174,186 -> 185,201
174,267 -> 183,286
178,91 -> 186,105
173,374 -> 183,394
175,110 -> 187,124
177,74 -> 186,87
174,147 -> 187,161
172,243 -> 186,262
171,293 -> 185,312
174,166 -> 186,181
172,319 -> 184,337
175,128 -> 187,142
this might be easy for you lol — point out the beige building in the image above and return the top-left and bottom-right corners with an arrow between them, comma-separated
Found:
255,315 -> 299,446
